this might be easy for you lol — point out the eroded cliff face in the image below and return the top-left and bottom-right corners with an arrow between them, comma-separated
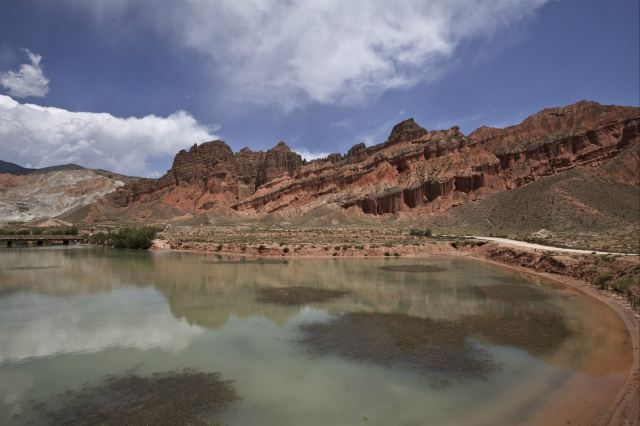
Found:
107,139 -> 303,213
100,100 -> 639,220
256,142 -> 304,187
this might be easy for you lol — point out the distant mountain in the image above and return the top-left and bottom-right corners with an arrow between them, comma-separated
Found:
0,160 -> 34,175
0,160 -> 86,175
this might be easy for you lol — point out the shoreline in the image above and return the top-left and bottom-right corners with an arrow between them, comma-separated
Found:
154,241 -> 639,425
466,252 -> 640,426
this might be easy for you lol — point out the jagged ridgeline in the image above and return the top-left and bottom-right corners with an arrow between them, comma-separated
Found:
63,100 -> 637,224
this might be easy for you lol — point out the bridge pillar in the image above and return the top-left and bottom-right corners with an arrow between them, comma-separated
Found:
6,240 -> 11,248
37,240 -> 43,246
63,239 -> 70,245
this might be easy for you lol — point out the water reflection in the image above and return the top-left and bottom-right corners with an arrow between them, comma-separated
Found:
0,247 -> 633,426
0,288 -> 204,363
0,248 -> 631,371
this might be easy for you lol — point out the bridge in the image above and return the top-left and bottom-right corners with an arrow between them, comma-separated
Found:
0,235 -> 88,247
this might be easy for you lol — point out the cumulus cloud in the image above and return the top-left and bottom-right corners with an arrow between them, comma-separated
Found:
0,49 -> 50,98
68,0 -> 548,110
0,95 -> 217,176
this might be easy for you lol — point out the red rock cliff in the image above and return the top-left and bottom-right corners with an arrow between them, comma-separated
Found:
104,101 -> 639,218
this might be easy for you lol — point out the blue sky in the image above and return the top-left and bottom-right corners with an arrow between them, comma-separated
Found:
0,0 -> 638,177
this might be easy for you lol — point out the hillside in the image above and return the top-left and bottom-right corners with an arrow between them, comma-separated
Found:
418,145 -> 640,252
0,169 -> 131,222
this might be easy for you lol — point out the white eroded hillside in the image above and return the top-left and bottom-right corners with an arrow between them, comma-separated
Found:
0,170 -> 124,222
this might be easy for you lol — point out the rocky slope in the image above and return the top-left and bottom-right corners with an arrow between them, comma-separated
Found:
420,146 -> 640,252
73,140 -> 304,222
84,100 -> 638,224
0,169 -> 130,222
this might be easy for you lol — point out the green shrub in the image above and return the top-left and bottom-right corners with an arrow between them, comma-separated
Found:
90,227 -> 156,250
89,231 -> 109,245
46,226 -> 79,236
594,272 -> 614,290
612,278 -> 636,294
114,227 -> 156,249
409,229 -> 432,237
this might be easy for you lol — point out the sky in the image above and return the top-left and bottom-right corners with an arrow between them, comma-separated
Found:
0,0 -> 638,177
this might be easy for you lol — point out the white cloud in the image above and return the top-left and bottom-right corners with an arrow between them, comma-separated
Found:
0,49 -> 50,98
330,119 -> 352,129
0,95 -> 217,177
68,0 -> 549,110
293,147 -> 331,162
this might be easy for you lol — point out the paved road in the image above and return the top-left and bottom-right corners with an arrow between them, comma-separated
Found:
468,236 -> 637,256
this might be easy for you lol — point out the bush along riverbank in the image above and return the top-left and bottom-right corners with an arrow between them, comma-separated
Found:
90,227 -> 156,250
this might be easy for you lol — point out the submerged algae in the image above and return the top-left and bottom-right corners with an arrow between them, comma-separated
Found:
35,369 -> 238,426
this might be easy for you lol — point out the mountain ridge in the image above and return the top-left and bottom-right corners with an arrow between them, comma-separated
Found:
0,160 -> 89,175
3,100 -> 638,233
72,100 -> 637,223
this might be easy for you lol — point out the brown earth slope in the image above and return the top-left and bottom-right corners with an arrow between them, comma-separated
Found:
420,145 -> 640,252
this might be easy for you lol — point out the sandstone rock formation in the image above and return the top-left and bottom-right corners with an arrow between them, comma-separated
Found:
104,139 -> 304,216
79,100 -> 640,222
256,142 -> 303,187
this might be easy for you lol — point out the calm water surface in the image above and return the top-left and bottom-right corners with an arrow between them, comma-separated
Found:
0,247 -> 632,425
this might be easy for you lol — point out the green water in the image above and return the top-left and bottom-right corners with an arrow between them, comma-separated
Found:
0,247 -> 632,425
